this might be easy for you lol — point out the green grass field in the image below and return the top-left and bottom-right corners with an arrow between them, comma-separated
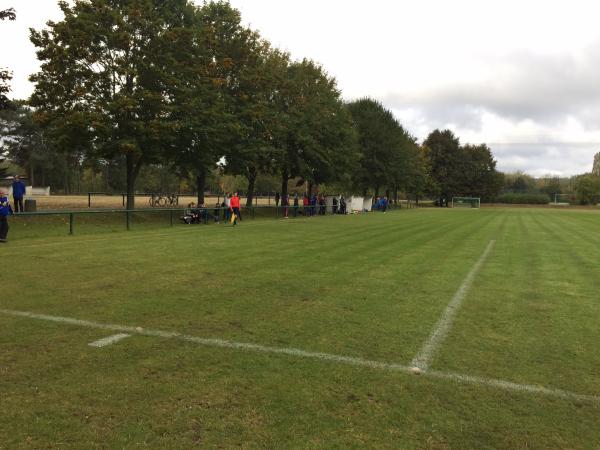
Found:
1,208 -> 599,448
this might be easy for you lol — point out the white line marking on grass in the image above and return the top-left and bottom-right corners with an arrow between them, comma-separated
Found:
0,309 -> 409,372
427,370 -> 600,404
410,240 -> 496,372
88,333 -> 131,347
1,308 -> 598,404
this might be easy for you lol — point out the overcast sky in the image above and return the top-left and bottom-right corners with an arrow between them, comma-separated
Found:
2,0 -> 600,176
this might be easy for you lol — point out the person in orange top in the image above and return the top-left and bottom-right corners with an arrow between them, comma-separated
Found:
230,192 -> 241,226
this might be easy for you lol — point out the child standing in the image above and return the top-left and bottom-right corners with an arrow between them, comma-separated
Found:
0,190 -> 13,243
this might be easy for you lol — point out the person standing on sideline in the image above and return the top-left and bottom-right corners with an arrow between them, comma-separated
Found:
0,189 -> 13,243
282,193 -> 289,218
381,196 -> 388,213
224,192 -> 231,222
11,175 -> 26,213
302,193 -> 309,215
293,193 -> 299,217
230,192 -> 241,226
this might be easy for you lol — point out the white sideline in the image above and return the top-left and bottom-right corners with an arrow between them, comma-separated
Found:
89,333 -> 131,347
1,308 -> 598,404
410,240 -> 495,372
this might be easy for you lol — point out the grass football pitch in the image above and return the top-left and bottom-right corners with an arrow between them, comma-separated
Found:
1,208 -> 599,448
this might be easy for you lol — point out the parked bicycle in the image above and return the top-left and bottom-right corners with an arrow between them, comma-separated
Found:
149,193 -> 179,207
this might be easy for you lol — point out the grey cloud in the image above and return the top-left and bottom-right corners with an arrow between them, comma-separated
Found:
384,41 -> 600,130
492,143 -> 596,176
381,43 -> 600,175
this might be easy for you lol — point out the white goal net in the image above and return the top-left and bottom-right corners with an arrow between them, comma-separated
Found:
452,197 -> 480,208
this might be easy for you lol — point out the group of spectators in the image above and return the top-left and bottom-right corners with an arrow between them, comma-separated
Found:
275,192 -> 391,215
183,191 -> 243,226
373,196 -> 389,213
0,176 -> 27,243
275,192 -> 350,218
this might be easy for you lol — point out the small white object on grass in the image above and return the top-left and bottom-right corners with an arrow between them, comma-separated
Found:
411,366 -> 421,375
136,327 -> 143,332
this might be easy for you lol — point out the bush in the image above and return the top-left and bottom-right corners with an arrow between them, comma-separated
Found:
574,175 -> 600,205
494,193 -> 549,204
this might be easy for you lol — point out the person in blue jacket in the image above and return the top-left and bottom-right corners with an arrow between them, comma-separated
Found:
380,196 -> 388,213
11,175 -> 26,213
0,189 -> 13,243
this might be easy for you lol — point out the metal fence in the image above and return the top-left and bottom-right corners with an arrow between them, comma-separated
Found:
11,202 -> 410,237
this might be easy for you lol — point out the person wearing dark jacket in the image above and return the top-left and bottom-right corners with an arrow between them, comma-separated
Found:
11,176 -> 26,213
0,190 -> 13,243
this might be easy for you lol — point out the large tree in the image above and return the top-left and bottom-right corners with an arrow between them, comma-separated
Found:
424,130 -> 502,204
171,1 -> 277,205
460,144 -> 503,201
423,129 -> 462,206
0,8 -> 16,111
222,47 -> 290,206
347,98 -> 406,196
29,0 -> 195,208
274,59 -> 357,199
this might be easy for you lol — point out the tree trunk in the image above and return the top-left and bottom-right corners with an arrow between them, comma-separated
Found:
280,170 -> 289,199
126,153 -> 143,210
385,188 -> 390,201
307,181 -> 313,197
63,164 -> 69,194
196,169 -> 206,205
394,186 -> 398,204
245,168 -> 257,207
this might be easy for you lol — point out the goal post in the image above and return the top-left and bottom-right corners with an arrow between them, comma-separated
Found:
451,197 -> 480,208
553,193 -> 576,205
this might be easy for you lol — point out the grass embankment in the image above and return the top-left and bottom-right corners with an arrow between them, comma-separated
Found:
1,208 -> 599,448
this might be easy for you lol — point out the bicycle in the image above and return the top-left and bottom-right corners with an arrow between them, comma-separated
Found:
149,193 -> 178,207
165,193 -> 179,206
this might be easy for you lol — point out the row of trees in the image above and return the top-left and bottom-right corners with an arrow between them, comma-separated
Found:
0,7 -> 17,179
2,0 -> 503,207
499,171 -> 600,205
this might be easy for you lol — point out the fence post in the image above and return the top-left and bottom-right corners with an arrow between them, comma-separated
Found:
122,194 -> 126,207
69,213 -> 74,235
252,206 -> 255,219
126,210 -> 131,230
88,193 -> 91,208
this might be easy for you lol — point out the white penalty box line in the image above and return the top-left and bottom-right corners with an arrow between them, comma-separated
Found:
411,240 -> 495,372
1,308 -> 598,404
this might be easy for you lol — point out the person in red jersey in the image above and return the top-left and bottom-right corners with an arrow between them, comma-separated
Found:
230,192 -> 241,226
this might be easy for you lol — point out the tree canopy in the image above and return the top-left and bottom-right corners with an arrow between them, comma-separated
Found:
8,1 -> 512,205
423,130 -> 502,204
